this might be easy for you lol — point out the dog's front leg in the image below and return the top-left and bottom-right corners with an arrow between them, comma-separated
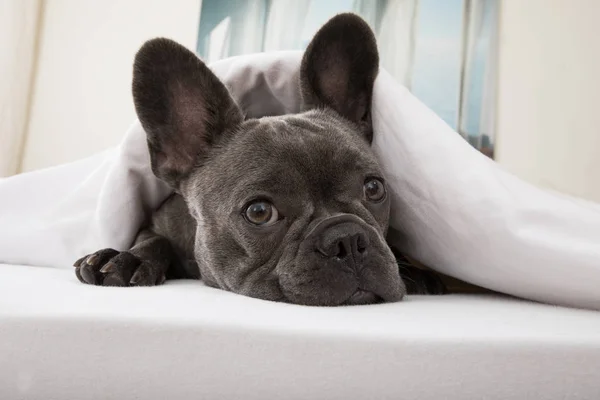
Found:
74,229 -> 178,287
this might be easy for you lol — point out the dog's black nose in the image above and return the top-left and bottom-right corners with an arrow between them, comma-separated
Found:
317,222 -> 369,268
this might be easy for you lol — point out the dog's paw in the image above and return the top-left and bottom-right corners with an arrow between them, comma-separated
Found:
74,249 -> 167,287
403,268 -> 448,295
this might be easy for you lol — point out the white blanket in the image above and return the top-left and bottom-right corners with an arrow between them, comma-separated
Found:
1,51 -> 599,310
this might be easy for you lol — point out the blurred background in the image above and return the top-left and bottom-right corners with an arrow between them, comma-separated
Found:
197,0 -> 498,157
1,0 -> 599,202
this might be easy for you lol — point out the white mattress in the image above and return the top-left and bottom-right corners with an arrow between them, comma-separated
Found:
2,264 -> 600,399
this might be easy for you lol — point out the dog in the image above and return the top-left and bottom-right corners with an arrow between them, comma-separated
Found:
74,13 -> 446,306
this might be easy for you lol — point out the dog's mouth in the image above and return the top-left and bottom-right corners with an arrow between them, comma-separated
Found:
343,289 -> 383,306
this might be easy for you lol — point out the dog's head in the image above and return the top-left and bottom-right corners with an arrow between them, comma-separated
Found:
132,14 -> 405,305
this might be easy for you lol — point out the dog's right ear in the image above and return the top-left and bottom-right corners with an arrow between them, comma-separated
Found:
300,13 -> 379,143
132,38 -> 243,189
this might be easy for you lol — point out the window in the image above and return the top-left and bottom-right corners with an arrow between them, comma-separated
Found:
197,0 -> 499,158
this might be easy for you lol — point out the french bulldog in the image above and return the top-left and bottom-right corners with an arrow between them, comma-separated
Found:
74,13 -> 446,305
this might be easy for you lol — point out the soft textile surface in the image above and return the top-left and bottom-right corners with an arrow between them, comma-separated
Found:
1,264 -> 600,400
1,51 -> 600,309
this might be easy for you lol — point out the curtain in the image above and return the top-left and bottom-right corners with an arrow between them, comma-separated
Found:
197,0 -> 267,62
263,0 -> 311,52
0,0 -> 42,177
457,0 -> 498,155
227,0 -> 268,57
197,0 -> 497,157
353,0 -> 388,30
375,0 -> 419,87
198,0 -> 420,88
478,0 -> 499,156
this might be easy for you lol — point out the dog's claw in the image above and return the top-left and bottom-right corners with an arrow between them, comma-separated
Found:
130,270 -> 142,285
86,254 -> 98,265
100,262 -> 117,274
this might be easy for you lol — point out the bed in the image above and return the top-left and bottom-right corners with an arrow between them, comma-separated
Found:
2,45 -> 600,399
2,263 -> 599,399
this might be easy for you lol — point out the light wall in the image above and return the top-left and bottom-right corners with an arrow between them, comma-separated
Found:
495,0 -> 600,202
20,0 -> 202,172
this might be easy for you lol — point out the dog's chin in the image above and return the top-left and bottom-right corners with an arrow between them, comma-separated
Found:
279,285 -> 389,307
277,264 -> 405,306
342,289 -> 384,306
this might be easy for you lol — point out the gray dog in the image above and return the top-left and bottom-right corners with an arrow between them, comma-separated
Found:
74,13 -> 445,305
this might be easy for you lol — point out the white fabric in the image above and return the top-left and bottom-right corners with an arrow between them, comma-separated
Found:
1,51 -> 600,311
2,264 -> 600,399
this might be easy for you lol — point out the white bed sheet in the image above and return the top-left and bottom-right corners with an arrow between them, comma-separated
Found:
1,264 -> 599,400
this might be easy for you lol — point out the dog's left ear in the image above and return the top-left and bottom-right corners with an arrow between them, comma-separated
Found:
300,13 -> 379,142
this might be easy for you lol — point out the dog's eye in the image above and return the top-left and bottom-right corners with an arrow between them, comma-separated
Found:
244,201 -> 279,226
364,178 -> 386,202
